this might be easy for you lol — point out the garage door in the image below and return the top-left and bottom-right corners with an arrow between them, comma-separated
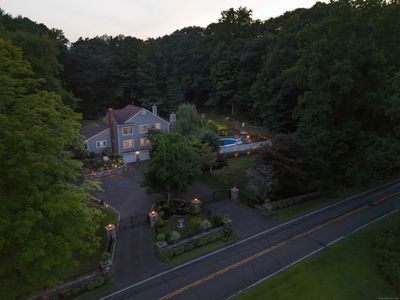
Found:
122,153 -> 136,164
122,150 -> 150,164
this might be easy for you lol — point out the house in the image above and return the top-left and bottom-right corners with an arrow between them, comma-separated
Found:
80,104 -> 169,163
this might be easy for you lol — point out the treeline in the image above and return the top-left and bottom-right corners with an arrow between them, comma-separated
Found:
1,1 -> 400,186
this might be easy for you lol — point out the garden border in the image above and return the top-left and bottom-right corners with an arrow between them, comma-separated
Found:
84,163 -> 128,180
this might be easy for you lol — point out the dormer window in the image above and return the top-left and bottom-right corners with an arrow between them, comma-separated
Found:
122,126 -> 133,136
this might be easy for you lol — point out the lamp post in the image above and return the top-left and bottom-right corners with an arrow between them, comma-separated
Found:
191,197 -> 201,213
148,210 -> 159,235
105,224 -> 116,252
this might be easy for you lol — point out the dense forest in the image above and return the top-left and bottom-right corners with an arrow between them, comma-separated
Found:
1,0 -> 400,187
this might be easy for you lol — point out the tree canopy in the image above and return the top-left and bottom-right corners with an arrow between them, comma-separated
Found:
144,133 -> 202,204
0,38 -> 100,292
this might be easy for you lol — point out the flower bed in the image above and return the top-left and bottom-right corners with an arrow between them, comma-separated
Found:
154,217 -> 233,262
84,163 -> 127,180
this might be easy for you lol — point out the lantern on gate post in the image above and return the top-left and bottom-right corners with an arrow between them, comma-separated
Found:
148,210 -> 159,234
191,197 -> 202,213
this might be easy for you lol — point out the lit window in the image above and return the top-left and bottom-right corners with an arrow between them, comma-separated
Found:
154,123 -> 161,130
140,137 -> 151,146
123,139 -> 134,149
122,126 -> 133,135
139,124 -> 149,134
96,140 -> 107,148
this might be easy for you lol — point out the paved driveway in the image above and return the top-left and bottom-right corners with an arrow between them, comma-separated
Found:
94,163 -> 278,289
94,162 -> 161,219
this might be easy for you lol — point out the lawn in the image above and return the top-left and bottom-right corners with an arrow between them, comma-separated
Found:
235,212 -> 400,300
1,205 -> 118,299
273,176 -> 400,222
61,205 -> 119,278
166,239 -> 230,266
199,155 -> 258,204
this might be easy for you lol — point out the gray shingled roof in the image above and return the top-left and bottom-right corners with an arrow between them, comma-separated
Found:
110,105 -> 143,124
80,121 -> 109,140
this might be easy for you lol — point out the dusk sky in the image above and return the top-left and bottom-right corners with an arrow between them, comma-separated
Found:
0,0 -> 325,42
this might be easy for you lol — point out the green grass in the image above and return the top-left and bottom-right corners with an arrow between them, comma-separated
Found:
61,206 -> 118,278
72,280 -> 114,300
166,239 -> 230,266
273,176 -> 400,222
235,212 -> 400,300
199,155 -> 257,203
0,206 -> 118,300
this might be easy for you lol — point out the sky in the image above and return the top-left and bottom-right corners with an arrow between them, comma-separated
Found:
0,0 -> 324,42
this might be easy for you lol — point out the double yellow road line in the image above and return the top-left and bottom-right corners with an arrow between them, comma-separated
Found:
159,191 -> 400,300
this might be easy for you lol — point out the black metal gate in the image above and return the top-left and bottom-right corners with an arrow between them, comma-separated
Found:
118,214 -> 149,231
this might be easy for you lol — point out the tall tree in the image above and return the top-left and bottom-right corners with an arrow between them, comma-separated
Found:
143,133 -> 201,205
175,103 -> 203,136
0,38 -> 100,291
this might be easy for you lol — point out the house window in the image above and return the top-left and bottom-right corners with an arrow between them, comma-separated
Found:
84,142 -> 88,150
123,139 -> 134,149
139,124 -> 149,134
122,126 -> 133,136
154,123 -> 161,130
96,140 -> 107,148
140,137 -> 151,146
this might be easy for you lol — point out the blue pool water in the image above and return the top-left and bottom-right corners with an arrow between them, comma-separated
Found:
220,138 -> 240,146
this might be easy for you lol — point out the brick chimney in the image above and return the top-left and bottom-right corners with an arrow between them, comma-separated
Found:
107,108 -> 117,155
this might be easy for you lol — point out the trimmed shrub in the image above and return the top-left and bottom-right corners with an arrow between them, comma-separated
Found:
205,120 -> 219,132
160,249 -> 173,262
168,231 -> 181,243
156,233 -> 166,241
200,219 -> 212,231
206,232 -> 217,243
189,205 -> 199,215
196,236 -> 208,247
157,216 -> 165,227
211,214 -> 224,227
173,245 -> 185,256
184,242 -> 194,252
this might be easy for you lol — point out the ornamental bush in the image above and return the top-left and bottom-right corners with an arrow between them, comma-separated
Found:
173,245 -> 185,256
184,242 -> 194,252
210,214 -> 224,227
156,233 -> 166,241
156,217 -> 165,227
168,231 -> 181,243
200,219 -> 212,231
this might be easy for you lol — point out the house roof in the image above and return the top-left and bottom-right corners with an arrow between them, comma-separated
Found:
80,121 -> 109,140
107,105 -> 143,124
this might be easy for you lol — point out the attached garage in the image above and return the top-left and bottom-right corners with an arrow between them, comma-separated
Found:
122,150 -> 150,164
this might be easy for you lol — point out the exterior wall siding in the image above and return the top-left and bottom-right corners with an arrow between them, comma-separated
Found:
85,129 -> 111,154
117,109 -> 169,154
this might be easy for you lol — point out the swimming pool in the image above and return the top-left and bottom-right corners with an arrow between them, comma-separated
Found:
220,138 -> 241,147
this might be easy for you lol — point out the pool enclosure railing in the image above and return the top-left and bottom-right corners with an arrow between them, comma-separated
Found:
218,140 -> 268,154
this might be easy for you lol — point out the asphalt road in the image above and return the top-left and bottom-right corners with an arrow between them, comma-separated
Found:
99,180 -> 400,300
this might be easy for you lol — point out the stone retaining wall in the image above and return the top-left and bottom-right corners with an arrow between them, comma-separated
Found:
84,164 -> 127,180
271,192 -> 321,210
